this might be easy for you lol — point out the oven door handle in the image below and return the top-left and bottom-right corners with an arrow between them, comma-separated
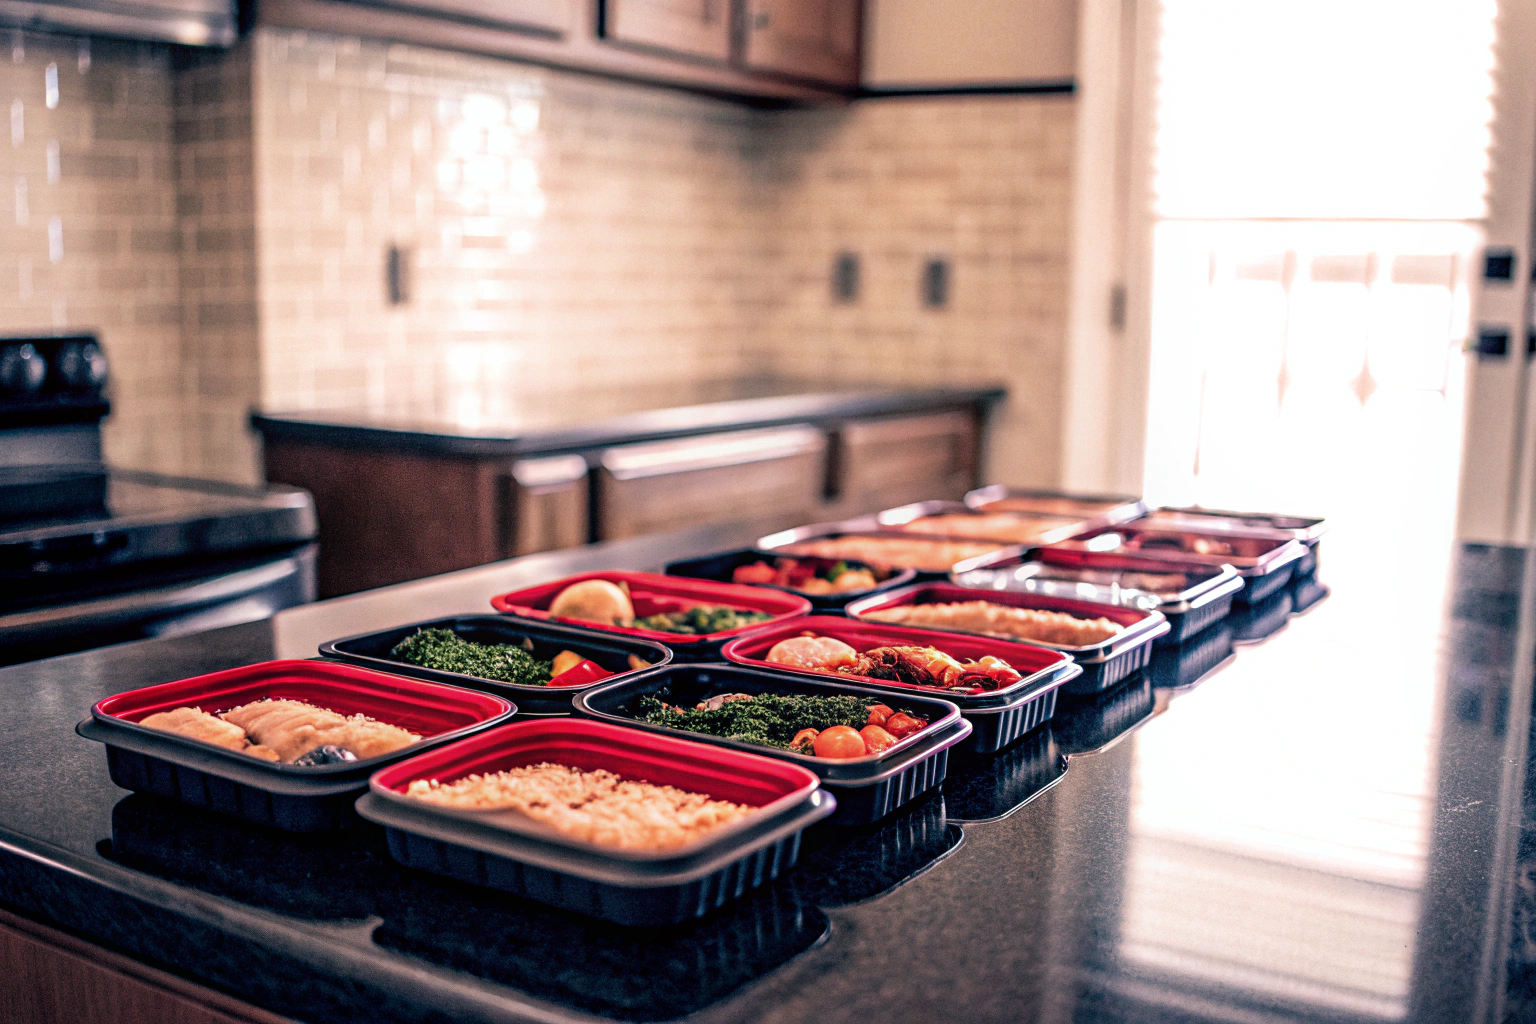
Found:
0,548 -> 315,644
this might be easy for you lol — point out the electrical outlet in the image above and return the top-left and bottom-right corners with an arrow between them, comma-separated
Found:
386,244 -> 410,306
833,251 -> 859,303
923,257 -> 949,309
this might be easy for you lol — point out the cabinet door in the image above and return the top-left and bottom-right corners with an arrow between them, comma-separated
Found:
604,0 -> 732,61
740,0 -> 860,86
833,411 -> 980,517
377,0 -> 575,35
595,426 -> 828,540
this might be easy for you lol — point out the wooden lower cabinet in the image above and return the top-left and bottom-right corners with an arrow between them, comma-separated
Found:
258,408 -> 988,596
740,0 -> 861,85
831,409 -> 981,517
262,441 -> 589,598
595,426 -> 827,539
603,0 -> 732,62
0,909 -> 294,1024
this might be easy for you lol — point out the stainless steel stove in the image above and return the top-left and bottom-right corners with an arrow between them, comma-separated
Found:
1,334 -> 318,665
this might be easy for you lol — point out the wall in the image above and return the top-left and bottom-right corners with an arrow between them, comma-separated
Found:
250,32 -> 764,434
749,95 -> 1077,485
0,35 -> 187,474
0,26 -> 1075,490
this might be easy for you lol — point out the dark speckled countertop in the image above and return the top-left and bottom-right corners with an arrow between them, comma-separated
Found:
2,520 -> 1534,1024
249,379 -> 1006,457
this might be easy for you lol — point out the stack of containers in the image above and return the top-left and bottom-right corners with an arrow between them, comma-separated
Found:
75,493 -> 1324,929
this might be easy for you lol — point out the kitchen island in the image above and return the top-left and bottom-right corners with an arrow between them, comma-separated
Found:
252,380 -> 1005,597
0,520 -> 1528,1024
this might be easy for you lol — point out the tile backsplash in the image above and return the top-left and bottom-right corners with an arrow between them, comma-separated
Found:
0,27 -> 1075,487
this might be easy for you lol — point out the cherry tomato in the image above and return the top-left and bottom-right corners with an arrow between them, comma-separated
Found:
865,704 -> 893,727
813,725 -> 866,759
732,562 -> 778,585
859,725 -> 897,754
790,728 -> 820,752
883,713 -> 926,739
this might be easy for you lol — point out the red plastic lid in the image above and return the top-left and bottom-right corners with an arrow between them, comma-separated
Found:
723,615 -> 1073,696
847,582 -> 1153,630
488,571 -> 811,646
371,717 -> 820,810
94,659 -> 512,738
1049,525 -> 1292,561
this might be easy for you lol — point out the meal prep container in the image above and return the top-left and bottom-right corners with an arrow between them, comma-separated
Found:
357,718 -> 834,927
872,500 -> 1098,547
1149,620 -> 1236,689
320,616 -> 672,715
488,571 -> 811,661
941,727 -> 1065,824
1042,526 -> 1308,606
789,792 -> 960,907
1052,674 -> 1155,756
722,616 -> 1079,756
954,551 -> 1245,646
663,548 -> 917,611
1229,588 -> 1294,646
1291,573 -> 1330,615
78,660 -> 515,832
573,663 -> 970,826
1136,506 -> 1327,577
845,582 -> 1168,695
964,485 -> 1147,525
756,522 -> 1010,577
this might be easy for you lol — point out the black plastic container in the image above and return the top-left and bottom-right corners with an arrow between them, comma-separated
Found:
320,615 -> 672,715
1230,588 -> 1294,646
723,615 -> 1079,756
845,582 -> 1168,696
1052,674 -> 1156,755
954,552 -> 1244,647
788,792 -> 962,907
78,660 -> 515,832
664,548 -> 918,611
941,727 -> 1066,823
574,663 -> 970,826
1150,621 -> 1237,690
358,718 -> 835,927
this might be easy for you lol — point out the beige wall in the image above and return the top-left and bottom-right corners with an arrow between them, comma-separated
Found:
0,35 -> 187,474
748,94 -> 1077,486
0,27 -> 1075,490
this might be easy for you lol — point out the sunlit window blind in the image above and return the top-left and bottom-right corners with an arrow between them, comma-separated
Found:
1154,0 -> 1497,221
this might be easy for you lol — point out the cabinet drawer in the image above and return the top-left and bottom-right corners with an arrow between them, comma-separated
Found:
741,0 -> 861,86
368,0 -> 575,34
596,426 -> 828,540
603,0 -> 732,62
504,454 -> 590,556
835,411 -> 980,515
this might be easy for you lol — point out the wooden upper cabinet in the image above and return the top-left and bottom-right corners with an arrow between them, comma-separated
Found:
379,0 -> 575,35
603,0 -> 733,62
740,0 -> 860,86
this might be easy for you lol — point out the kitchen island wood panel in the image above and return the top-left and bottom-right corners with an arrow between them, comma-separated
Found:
254,385 -> 1002,596
0,909 -> 296,1024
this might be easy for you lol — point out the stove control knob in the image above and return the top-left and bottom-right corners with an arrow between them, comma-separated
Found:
0,343 -> 47,394
56,339 -> 108,390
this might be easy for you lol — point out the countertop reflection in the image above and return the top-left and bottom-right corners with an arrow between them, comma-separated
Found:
0,521 -> 1531,1024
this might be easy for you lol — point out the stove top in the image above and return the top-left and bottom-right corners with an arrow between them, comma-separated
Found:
2,470 -> 317,586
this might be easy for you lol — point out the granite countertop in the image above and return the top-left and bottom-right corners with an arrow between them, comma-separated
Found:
0,521 -> 1529,1024
249,379 -> 1007,457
